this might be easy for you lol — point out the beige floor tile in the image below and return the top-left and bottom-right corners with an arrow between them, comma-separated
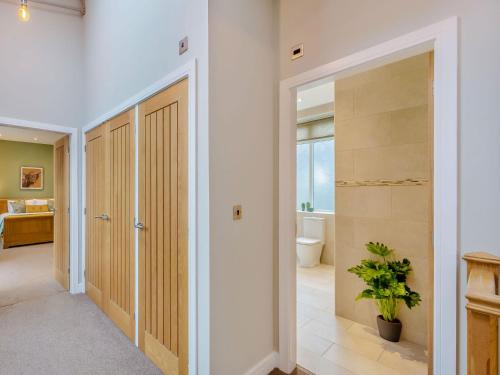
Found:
297,264 -> 428,374
378,350 -> 428,375
297,346 -> 356,375
297,330 -> 334,356
323,344 -> 401,375
305,319 -> 384,361
297,313 -> 312,329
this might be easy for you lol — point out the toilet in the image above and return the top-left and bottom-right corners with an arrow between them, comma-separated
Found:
296,217 -> 326,267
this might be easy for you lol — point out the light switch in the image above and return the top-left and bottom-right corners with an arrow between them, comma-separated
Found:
179,36 -> 188,55
233,205 -> 242,221
291,43 -> 304,60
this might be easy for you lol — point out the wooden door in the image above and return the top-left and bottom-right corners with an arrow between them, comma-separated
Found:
138,79 -> 188,375
85,124 -> 108,308
106,110 -> 135,340
53,135 -> 70,289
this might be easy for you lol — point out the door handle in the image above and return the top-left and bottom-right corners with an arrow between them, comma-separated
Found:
94,213 -> 110,221
135,222 -> 145,230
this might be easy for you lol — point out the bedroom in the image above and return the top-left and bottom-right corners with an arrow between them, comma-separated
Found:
0,124 -> 70,308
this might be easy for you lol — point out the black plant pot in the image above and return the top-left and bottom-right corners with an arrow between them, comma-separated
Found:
376,315 -> 402,342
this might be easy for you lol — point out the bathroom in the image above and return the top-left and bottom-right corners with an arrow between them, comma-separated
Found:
296,53 -> 431,375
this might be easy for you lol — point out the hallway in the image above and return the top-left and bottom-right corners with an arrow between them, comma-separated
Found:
0,244 -> 160,374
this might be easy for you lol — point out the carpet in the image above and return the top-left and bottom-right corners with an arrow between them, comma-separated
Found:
0,293 -> 161,374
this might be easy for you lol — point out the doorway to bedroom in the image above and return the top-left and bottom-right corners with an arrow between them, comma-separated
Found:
0,124 -> 71,308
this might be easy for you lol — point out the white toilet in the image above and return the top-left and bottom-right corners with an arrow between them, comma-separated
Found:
296,217 -> 326,267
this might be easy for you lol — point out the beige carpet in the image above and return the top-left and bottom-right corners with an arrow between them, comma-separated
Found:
0,243 -> 64,308
0,243 -> 161,374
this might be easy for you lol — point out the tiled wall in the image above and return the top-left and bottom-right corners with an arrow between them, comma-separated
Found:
296,211 -> 335,265
334,53 -> 432,347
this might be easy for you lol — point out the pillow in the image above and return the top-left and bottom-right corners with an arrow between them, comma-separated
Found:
25,199 -> 48,206
26,204 -> 49,213
47,199 -> 55,212
7,200 -> 26,214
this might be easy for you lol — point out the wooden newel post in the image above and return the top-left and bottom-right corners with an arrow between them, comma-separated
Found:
463,252 -> 500,375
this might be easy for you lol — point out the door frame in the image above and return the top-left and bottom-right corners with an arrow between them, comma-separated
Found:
81,60 -> 199,374
278,18 -> 458,373
0,116 -> 80,293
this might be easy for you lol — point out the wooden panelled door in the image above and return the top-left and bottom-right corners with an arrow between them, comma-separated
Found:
138,79 -> 188,375
85,110 -> 135,341
53,135 -> 70,290
85,124 -> 108,308
106,110 -> 135,340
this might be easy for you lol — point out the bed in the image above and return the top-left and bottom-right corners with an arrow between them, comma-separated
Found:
0,199 -> 54,249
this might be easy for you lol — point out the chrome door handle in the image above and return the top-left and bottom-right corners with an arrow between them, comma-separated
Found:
135,222 -> 145,230
94,214 -> 110,221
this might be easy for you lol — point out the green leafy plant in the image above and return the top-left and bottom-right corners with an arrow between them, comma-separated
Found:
348,242 -> 421,322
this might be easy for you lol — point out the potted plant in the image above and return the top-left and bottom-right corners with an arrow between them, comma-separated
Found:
348,242 -> 421,342
306,202 -> 314,212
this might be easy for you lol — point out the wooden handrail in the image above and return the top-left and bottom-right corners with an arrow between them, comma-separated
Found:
464,251 -> 500,375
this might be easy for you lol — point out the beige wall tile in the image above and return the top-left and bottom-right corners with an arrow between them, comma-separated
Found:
349,217 -> 429,260
391,185 -> 431,222
354,61 -> 427,117
334,88 -> 355,120
336,113 -> 391,151
389,52 -> 429,78
390,106 -> 428,145
390,143 -> 429,180
353,147 -> 392,180
334,215 -> 354,251
336,186 -> 391,218
353,143 -> 429,181
334,53 -> 431,348
335,150 -> 355,180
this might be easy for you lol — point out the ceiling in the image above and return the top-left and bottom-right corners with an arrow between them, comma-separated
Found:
1,0 -> 84,15
0,124 -> 65,145
297,81 -> 335,111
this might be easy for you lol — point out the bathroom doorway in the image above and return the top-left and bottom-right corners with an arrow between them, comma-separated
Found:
294,53 -> 433,374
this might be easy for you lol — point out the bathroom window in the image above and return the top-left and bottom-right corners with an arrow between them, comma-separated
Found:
296,138 -> 335,212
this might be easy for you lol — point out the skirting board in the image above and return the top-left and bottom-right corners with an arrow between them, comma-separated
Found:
72,283 -> 85,294
243,352 -> 279,375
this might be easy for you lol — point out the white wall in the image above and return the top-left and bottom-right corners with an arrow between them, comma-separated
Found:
280,1 -> 500,373
208,0 -> 279,373
0,1 -> 83,127
83,0 -> 210,372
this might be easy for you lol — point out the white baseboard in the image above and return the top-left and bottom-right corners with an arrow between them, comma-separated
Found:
243,352 -> 278,375
71,282 -> 85,294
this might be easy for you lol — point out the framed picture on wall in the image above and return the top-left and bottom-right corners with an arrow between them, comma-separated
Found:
20,166 -> 44,190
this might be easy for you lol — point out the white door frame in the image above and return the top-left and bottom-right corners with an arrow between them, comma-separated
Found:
278,18 -> 458,374
81,59 -> 199,375
0,116 -> 80,293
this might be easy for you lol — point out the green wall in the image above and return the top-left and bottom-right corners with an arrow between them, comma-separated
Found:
0,140 -> 53,199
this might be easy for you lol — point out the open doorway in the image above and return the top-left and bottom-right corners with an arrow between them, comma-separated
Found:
294,53 -> 434,374
0,124 -> 71,308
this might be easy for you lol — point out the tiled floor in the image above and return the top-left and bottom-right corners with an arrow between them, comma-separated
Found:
297,264 -> 428,375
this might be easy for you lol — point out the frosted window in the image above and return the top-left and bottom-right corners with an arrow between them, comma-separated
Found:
296,139 -> 335,212
313,140 -> 334,211
296,143 -> 311,209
